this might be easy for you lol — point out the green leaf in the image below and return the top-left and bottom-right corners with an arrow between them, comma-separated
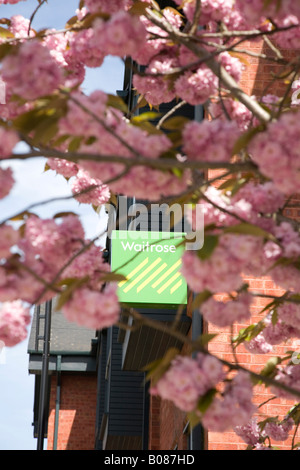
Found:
53,211 -> 78,219
9,210 -> 38,222
186,412 -> 201,430
0,26 -> 14,38
31,117 -> 59,145
232,321 -> 265,347
232,125 -> 265,155
197,389 -> 217,414
259,356 -> 281,379
219,175 -> 252,197
144,347 -> 180,386
224,222 -> 274,240
161,115 -> 190,131
55,276 -> 89,311
271,308 -> 278,326
131,111 -> 161,123
99,272 -> 127,282
106,93 -> 128,113
197,333 -> 218,347
128,0 -> 151,15
132,120 -> 163,135
0,43 -> 14,60
68,136 -> 83,152
197,235 -> 219,260
191,290 -> 212,309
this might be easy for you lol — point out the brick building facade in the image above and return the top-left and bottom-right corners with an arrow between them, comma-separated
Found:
27,17 -> 300,453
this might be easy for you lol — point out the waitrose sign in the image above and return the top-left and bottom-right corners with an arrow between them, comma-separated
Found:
111,230 -> 187,306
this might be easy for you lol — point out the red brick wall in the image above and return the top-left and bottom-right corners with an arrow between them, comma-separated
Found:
206,39 -> 300,450
47,374 -> 97,450
148,394 -> 188,450
149,38 -> 300,451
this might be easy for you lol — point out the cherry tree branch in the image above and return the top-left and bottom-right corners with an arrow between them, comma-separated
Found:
5,149 -> 259,173
145,7 -> 272,124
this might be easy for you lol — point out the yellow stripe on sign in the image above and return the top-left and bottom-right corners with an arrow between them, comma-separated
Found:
152,259 -> 182,289
123,257 -> 162,293
157,271 -> 181,294
118,257 -> 149,287
170,279 -> 183,294
136,262 -> 167,293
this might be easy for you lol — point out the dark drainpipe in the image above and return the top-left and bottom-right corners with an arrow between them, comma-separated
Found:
37,299 -> 52,451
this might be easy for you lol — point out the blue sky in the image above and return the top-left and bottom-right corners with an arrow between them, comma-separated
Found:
0,0 -> 124,450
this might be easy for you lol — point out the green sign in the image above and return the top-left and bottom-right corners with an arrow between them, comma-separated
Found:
111,230 -> 187,307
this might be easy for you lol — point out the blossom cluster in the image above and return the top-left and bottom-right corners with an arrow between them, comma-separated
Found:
0,127 -> 19,158
201,292 -> 252,327
68,11 -> 147,68
235,416 -> 294,447
249,112 -> 300,195
0,301 -> 31,347
0,214 -> 121,344
0,167 -> 14,200
1,40 -> 63,101
201,371 -> 257,432
71,169 -> 111,206
84,0 -> 132,15
150,353 -> 225,413
209,98 -> 254,131
133,50 -> 243,107
54,89 -> 189,201
181,232 -> 263,295
271,364 -> 300,400
62,283 -> 120,330
182,119 -> 240,163
1,0 -> 300,445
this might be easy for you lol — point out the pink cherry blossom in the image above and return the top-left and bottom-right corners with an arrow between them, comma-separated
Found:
0,167 -> 14,199
150,353 -> 225,412
68,28 -> 106,68
1,40 -> 63,101
182,119 -> 240,162
71,169 -> 111,206
232,182 -> 285,215
249,112 -> 300,195
277,302 -> 300,331
0,0 -> 25,3
244,333 -> 273,355
62,283 -> 120,330
9,15 -> 34,39
97,11 -> 147,58
174,67 -> 218,106
173,0 -> 234,25
201,292 -> 252,327
24,215 -> 85,271
234,418 -> 262,446
0,224 -> 20,259
201,371 -> 256,432
0,301 -> 31,347
133,54 -> 178,106
84,0 -> 132,14
0,128 -> 19,158
271,364 -> 300,400
264,418 -> 294,442
46,158 -> 79,179
262,315 -> 300,346
63,244 -> 110,290
209,98 -> 254,131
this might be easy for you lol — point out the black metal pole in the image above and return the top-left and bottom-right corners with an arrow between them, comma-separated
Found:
190,306 -> 206,450
37,300 -> 52,451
